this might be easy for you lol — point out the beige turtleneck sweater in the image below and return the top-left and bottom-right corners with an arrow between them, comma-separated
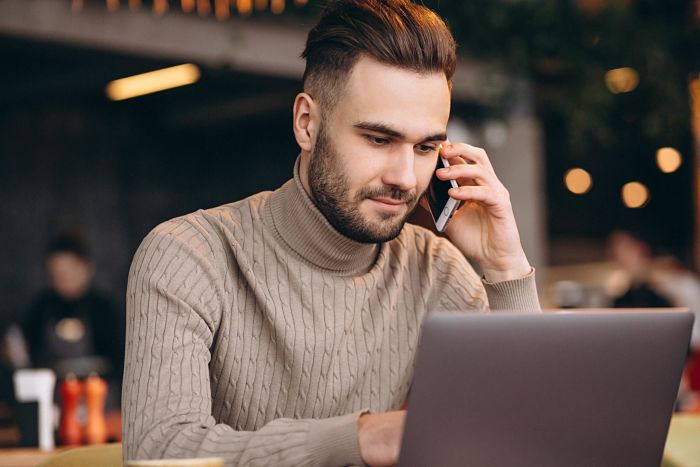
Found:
122,159 -> 540,466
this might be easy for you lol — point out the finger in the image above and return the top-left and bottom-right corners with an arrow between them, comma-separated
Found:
441,143 -> 494,171
436,163 -> 499,188
448,185 -> 502,207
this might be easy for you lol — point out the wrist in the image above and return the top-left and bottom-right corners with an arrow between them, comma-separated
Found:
481,255 -> 531,283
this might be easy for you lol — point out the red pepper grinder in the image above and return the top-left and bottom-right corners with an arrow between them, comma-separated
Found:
84,373 -> 108,444
58,373 -> 82,446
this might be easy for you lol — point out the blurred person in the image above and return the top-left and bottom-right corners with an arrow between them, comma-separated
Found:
122,1 -> 540,465
22,230 -> 123,397
653,257 -> 700,409
608,231 -> 699,411
653,257 -> 700,350
607,230 -> 673,308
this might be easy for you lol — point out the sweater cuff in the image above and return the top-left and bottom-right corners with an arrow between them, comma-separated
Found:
482,267 -> 541,311
307,410 -> 368,467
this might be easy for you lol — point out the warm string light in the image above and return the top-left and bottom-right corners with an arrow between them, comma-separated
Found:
271,0 -> 284,14
197,0 -> 211,15
215,0 -> 230,19
97,0 -> 304,17
181,0 -> 195,13
153,0 -> 168,15
237,0 -> 253,16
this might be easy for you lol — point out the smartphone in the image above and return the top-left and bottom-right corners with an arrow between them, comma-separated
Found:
424,156 -> 460,232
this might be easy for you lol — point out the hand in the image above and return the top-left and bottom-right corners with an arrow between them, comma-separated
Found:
357,410 -> 406,467
436,142 -> 531,282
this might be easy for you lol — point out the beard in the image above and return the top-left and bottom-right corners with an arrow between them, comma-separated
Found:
308,123 -> 419,244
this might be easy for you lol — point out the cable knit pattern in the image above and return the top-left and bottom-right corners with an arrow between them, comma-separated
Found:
122,158 -> 540,466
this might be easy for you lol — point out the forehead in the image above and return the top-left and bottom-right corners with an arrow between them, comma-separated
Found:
333,56 -> 451,138
48,252 -> 87,267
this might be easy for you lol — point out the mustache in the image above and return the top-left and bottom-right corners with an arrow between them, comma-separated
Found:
358,186 -> 418,205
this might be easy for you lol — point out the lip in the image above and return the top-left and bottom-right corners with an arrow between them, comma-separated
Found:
371,197 -> 405,205
369,197 -> 407,212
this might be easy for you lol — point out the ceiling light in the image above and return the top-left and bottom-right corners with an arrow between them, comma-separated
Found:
106,64 -> 200,101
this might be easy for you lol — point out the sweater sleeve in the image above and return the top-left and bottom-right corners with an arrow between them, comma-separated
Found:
482,268 -> 541,311
122,220 -> 365,467
424,232 -> 540,313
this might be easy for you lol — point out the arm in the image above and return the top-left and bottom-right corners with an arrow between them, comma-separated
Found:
122,221 -> 364,466
435,142 -> 540,310
438,142 -> 532,283
93,295 -> 125,379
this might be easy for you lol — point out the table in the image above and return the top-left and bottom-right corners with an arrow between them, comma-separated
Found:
0,414 -> 698,467
662,413 -> 700,467
0,447 -> 58,467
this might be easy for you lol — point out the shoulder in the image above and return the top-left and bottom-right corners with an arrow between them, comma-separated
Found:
26,290 -> 56,318
137,191 -> 273,261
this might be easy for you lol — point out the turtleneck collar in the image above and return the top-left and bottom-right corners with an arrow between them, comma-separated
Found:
262,156 -> 380,275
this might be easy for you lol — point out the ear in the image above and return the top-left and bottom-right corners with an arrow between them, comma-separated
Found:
293,92 -> 319,152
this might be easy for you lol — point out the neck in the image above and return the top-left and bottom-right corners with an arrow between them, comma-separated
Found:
298,150 -> 312,198
262,156 -> 380,275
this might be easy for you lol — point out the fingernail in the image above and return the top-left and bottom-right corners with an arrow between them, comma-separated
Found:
437,168 -> 449,174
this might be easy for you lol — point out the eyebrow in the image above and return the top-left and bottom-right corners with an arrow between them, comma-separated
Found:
353,121 -> 447,144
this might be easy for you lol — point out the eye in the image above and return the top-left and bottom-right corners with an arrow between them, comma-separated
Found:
415,144 -> 438,155
365,135 -> 391,146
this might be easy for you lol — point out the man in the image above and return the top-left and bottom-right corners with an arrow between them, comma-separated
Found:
23,230 -> 123,381
607,230 -> 672,308
122,1 -> 540,465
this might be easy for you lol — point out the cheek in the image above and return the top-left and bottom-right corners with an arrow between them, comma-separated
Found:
416,157 -> 438,193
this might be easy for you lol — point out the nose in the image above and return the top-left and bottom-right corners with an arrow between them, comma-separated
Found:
381,146 -> 417,192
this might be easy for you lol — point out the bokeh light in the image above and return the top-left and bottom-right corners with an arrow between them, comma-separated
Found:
564,168 -> 593,195
656,147 -> 682,173
605,67 -> 639,94
621,182 -> 649,208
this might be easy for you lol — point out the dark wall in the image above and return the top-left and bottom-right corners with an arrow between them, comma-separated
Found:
0,95 -> 299,329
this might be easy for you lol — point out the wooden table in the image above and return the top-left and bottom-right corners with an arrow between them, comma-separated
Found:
0,414 -> 698,467
0,447 -> 60,467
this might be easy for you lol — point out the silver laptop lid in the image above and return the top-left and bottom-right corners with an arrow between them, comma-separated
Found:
399,311 -> 693,467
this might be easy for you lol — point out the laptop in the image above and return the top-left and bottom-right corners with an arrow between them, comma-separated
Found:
399,310 -> 694,467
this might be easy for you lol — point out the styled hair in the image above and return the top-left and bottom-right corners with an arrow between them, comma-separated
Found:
301,0 -> 457,111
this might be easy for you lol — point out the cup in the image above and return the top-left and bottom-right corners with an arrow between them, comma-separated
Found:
125,458 -> 225,467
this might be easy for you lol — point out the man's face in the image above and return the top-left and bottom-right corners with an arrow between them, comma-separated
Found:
308,56 -> 451,243
47,252 -> 93,300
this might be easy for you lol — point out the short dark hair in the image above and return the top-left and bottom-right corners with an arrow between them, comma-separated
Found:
302,0 -> 457,111
47,229 -> 92,260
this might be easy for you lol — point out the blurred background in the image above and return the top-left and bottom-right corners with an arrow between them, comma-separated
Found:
0,0 -> 699,448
